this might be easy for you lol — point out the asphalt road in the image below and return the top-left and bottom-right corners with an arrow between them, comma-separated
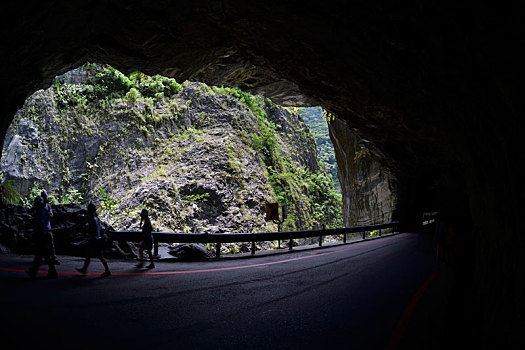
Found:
0,232 -> 438,350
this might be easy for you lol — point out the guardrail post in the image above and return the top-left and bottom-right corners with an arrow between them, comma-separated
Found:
289,239 -> 293,250
278,221 -> 283,249
362,231 -> 366,240
251,241 -> 256,255
216,243 -> 221,258
154,239 -> 159,257
343,232 -> 347,244
379,228 -> 382,237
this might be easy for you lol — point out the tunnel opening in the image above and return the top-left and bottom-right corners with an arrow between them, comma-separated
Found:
1,63 -> 393,255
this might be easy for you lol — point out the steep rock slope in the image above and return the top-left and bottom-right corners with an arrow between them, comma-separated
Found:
329,118 -> 395,226
2,65 -> 342,237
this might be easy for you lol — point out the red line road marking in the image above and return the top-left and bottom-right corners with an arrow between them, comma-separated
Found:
0,234 -> 413,277
385,268 -> 438,350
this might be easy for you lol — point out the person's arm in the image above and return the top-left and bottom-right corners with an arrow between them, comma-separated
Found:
138,219 -> 145,240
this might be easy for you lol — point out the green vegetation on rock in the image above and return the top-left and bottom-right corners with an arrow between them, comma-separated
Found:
1,64 -> 343,238
297,106 -> 340,190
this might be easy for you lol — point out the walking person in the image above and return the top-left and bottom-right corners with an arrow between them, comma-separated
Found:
26,196 -> 58,278
41,190 -> 60,265
76,203 -> 111,277
136,208 -> 155,269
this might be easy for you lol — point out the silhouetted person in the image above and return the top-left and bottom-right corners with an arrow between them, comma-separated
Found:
136,208 -> 155,269
76,203 -> 111,277
26,196 -> 57,278
41,190 -> 60,265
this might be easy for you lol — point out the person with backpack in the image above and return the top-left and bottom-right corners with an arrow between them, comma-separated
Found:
41,191 -> 60,265
136,208 -> 155,269
26,195 -> 58,278
76,203 -> 111,277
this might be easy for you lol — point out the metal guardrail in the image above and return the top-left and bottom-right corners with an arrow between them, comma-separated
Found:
107,221 -> 399,258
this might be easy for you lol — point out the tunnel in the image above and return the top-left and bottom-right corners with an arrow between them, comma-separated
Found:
1,2 -> 523,348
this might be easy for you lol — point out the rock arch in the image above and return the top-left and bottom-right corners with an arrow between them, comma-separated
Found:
1,2 -> 524,346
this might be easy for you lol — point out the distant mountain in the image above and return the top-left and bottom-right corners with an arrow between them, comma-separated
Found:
298,107 -> 340,191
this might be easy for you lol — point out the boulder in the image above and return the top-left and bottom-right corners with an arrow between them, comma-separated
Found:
0,203 -> 128,258
168,243 -> 214,262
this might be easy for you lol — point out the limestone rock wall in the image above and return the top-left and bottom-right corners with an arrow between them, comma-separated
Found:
329,118 -> 395,227
1,66 -> 335,237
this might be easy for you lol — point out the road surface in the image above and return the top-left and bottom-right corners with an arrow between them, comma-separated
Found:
0,232 -> 439,350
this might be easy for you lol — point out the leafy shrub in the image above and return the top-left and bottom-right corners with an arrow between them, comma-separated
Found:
130,73 -> 182,99
213,86 -> 279,165
96,186 -> 118,217
125,87 -> 141,102
213,85 -> 269,121
251,121 -> 277,165
90,64 -> 133,99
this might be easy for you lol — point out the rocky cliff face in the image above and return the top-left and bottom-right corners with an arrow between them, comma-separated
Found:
1,65 -> 341,239
328,118 -> 396,226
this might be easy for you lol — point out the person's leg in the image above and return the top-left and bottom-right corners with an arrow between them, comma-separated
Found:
27,236 -> 48,277
98,238 -> 110,276
77,256 -> 90,274
48,231 -> 60,265
137,246 -> 144,267
42,242 -> 57,278
27,252 -> 43,278
99,252 -> 111,277
147,249 -> 155,268
77,247 -> 92,274
46,257 -> 57,278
